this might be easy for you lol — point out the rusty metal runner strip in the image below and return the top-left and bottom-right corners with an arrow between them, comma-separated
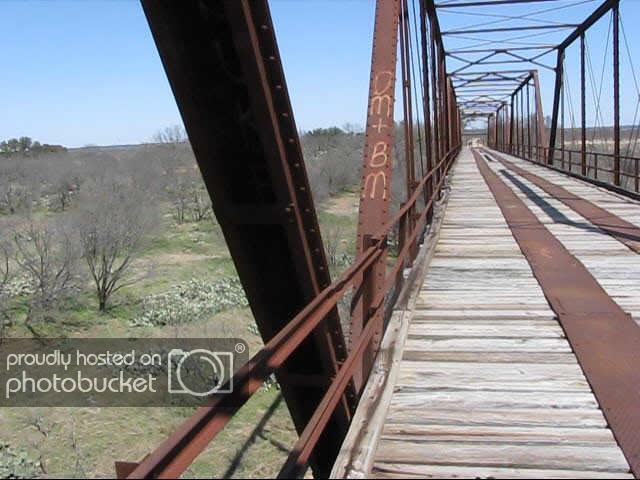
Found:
484,149 -> 640,253
472,149 -> 640,478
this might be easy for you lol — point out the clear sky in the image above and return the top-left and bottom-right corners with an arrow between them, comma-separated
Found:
0,0 -> 637,147
0,0 -> 376,147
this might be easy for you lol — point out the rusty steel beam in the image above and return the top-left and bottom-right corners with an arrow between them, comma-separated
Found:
399,0 -> 417,263
509,92 -> 516,153
561,69 -> 565,167
140,1 -> 353,476
474,149 -> 640,478
449,51 -> 499,75
437,0 -> 563,6
548,49 -> 564,165
452,69 -> 534,76
351,0 -> 401,391
557,0 -> 619,52
532,70 -> 547,155
443,24 -> 577,35
613,2 -> 620,185
581,33 -> 587,176
429,5 -> 441,170
446,45 -> 556,54
440,57 -> 449,156
419,0 -> 434,214
527,82 -> 531,158
520,84 -> 525,154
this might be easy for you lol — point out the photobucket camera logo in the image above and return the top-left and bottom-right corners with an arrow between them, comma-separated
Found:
167,349 -> 233,396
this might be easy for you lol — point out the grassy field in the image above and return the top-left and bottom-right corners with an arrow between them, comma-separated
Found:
1,186 -> 360,478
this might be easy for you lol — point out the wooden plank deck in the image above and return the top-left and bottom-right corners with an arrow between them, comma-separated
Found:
332,147 -> 637,479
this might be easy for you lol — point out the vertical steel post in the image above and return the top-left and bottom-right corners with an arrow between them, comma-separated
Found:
496,105 -> 502,149
516,91 -> 522,155
448,80 -> 455,151
561,66 -> 565,169
503,104 -> 508,149
419,0 -> 433,214
581,33 -> 587,177
494,105 -> 502,147
515,90 -> 519,155
352,0 -> 401,391
429,18 -> 440,170
613,3 -> 620,185
508,102 -> 513,151
534,92 -> 539,160
441,56 -> 449,156
532,71 -> 547,161
514,92 -> 517,154
450,84 -> 455,150
527,81 -> 531,160
520,86 -> 525,156
549,49 -> 565,165
399,0 -> 417,263
510,93 -> 515,154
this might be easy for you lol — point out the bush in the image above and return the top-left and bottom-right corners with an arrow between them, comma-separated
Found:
132,277 -> 248,327
0,443 -> 40,479
4,275 -> 35,298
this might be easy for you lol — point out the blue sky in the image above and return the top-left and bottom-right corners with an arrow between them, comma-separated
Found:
0,1 -> 638,147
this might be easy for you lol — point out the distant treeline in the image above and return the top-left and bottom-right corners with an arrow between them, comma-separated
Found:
0,137 -> 67,157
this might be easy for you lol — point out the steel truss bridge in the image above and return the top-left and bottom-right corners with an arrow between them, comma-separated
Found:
116,0 -> 640,478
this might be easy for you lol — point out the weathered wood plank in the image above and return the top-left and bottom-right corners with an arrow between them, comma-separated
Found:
408,323 -> 564,338
374,440 -> 630,472
403,337 -> 572,352
395,361 -> 589,393
380,424 -> 616,445
371,463 -> 634,479
385,407 -> 607,428
401,351 -> 577,364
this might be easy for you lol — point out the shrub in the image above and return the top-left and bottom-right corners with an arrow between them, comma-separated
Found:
0,443 -> 40,479
132,277 -> 248,327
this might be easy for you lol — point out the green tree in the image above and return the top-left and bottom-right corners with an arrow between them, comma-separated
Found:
18,137 -> 32,153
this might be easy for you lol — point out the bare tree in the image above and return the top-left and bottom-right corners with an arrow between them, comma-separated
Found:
167,167 -> 211,223
0,156 -> 41,214
152,125 -> 190,175
44,156 -> 81,211
0,238 -> 10,338
0,242 -> 9,295
190,184 -> 212,222
0,182 -> 32,214
128,145 -> 166,196
167,176 -> 192,224
302,128 -> 363,202
76,185 -> 156,311
12,218 -> 77,331
152,125 -> 187,144
321,224 -> 343,270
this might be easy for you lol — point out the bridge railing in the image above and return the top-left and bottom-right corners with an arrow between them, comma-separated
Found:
121,144 -> 461,479
492,143 -> 640,195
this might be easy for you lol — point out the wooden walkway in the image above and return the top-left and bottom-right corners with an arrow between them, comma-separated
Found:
332,147 -> 640,479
